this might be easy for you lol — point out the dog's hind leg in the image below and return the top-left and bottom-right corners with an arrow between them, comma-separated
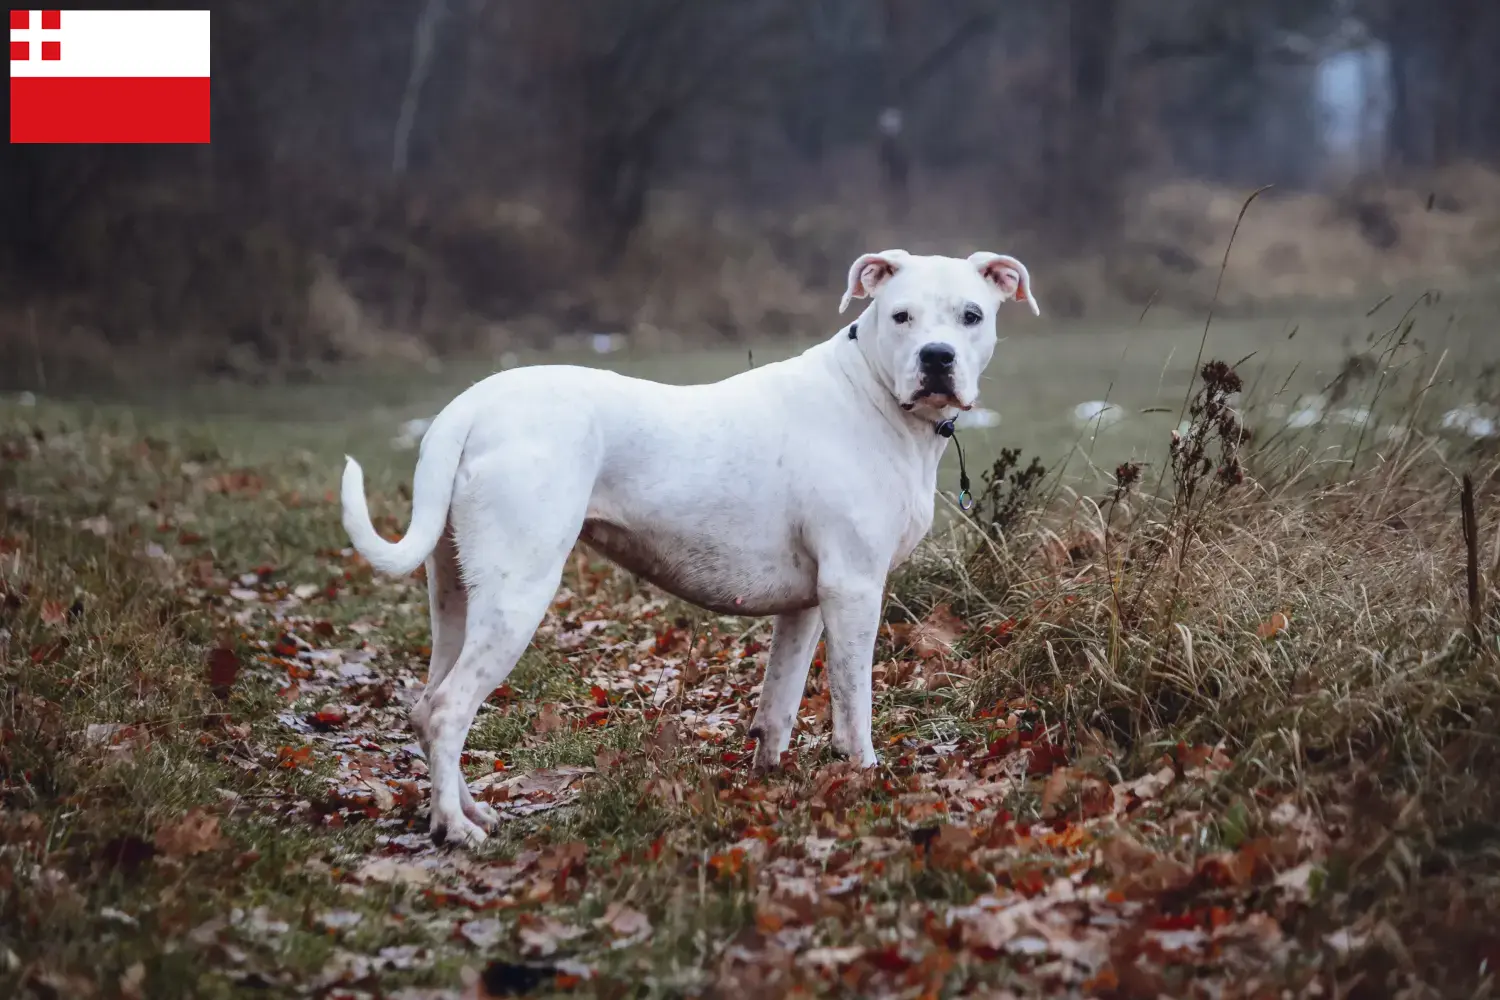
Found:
410,523 -> 498,831
421,523 -> 467,695
748,607 -> 823,772
420,472 -> 586,847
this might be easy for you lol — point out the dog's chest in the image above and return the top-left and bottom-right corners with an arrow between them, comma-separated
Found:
889,495 -> 935,570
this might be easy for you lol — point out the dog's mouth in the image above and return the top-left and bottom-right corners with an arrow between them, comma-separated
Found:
901,386 -> 971,412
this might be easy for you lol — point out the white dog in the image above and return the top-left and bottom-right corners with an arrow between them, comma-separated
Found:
341,250 -> 1039,846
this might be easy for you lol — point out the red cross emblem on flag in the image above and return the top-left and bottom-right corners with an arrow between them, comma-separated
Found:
9,9 -> 211,143
9,9 -> 62,62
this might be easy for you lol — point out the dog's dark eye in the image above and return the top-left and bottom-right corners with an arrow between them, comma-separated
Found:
962,305 -> 983,326
892,310 -> 911,324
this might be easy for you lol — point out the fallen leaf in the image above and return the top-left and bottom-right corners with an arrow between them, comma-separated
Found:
1256,611 -> 1290,639
645,777 -> 686,806
927,824 -> 976,868
153,808 -> 223,858
277,746 -> 313,769
1118,765 -> 1176,803
458,918 -> 507,950
594,748 -> 627,771
100,906 -> 137,927
1040,767 -> 1078,817
800,945 -> 866,969
1195,850 -> 1258,888
119,962 -> 146,1000
1273,860 -> 1322,901
921,657 -> 976,690
646,718 -> 680,759
1099,833 -> 1193,899
354,856 -> 439,887
82,723 -> 127,747
207,647 -> 240,701
909,604 -> 966,660
1324,925 -> 1369,957
533,703 -> 566,735
308,705 -> 348,730
316,910 -> 364,932
30,638 -> 68,664
594,902 -> 652,946
40,599 -> 68,626
204,470 -> 264,495
517,915 -> 585,957
948,898 -> 1026,951
469,766 -> 593,814
362,777 -> 396,812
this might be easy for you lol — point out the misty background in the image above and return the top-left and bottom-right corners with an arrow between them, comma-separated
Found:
2,0 -> 1499,387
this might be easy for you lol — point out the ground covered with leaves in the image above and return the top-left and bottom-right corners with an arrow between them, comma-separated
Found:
4,359 -> 1500,999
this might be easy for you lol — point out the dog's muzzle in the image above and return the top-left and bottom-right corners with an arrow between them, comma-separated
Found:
907,341 -> 962,410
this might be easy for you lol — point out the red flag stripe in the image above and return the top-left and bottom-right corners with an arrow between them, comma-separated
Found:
10,77 -> 210,144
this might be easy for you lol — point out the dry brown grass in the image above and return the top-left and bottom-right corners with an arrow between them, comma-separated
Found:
1112,163 -> 1500,312
892,355 -> 1500,993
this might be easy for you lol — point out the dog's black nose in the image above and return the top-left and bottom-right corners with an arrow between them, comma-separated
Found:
919,342 -> 956,368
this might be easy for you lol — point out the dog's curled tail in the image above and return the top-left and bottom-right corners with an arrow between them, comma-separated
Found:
341,405 -> 470,576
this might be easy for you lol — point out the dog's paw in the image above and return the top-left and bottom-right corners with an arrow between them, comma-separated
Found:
748,725 -> 781,774
750,745 -> 784,775
463,798 -> 501,832
832,735 -> 879,769
430,812 -> 488,849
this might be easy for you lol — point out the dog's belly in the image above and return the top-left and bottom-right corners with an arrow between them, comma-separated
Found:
579,519 -> 818,617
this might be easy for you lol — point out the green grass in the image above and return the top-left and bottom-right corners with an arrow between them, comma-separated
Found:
26,284 -> 1500,495
5,301 -> 1500,997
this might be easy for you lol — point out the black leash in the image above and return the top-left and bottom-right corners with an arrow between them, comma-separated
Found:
850,319 -> 973,512
934,418 -> 973,511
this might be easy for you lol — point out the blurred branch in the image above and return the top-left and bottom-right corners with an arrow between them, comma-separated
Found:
392,0 -> 448,177
894,9 -> 998,100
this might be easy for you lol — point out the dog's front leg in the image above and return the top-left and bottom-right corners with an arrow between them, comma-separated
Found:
817,576 -> 882,767
748,607 -> 823,772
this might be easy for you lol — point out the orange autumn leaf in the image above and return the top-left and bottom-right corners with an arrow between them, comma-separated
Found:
1256,611 -> 1290,639
308,705 -> 347,729
154,807 -> 223,858
908,604 -> 967,660
277,745 -> 312,768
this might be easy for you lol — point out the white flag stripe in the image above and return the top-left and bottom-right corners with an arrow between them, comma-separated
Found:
10,10 -> 210,78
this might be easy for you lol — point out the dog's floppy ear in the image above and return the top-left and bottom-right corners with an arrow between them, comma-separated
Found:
969,252 -> 1041,316
840,249 -> 909,314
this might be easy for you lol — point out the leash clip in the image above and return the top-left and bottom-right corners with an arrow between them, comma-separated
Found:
933,419 -> 973,511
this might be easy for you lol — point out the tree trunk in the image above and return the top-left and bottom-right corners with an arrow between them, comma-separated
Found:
392,0 -> 448,177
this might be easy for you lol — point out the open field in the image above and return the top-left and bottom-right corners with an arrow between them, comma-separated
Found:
4,299 -> 1500,998
32,284 -> 1500,494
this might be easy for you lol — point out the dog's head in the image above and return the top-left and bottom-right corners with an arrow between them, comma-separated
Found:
840,249 -> 1040,416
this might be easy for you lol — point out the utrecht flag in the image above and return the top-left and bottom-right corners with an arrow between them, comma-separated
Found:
10,9 -> 210,143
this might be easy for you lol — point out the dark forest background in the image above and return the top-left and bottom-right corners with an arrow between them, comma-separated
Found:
3,0 -> 1499,384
